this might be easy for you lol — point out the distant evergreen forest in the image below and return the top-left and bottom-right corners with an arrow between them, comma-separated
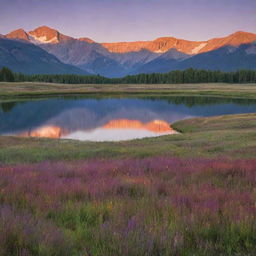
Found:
0,67 -> 256,84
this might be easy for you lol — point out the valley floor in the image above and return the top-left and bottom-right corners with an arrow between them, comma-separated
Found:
0,83 -> 256,255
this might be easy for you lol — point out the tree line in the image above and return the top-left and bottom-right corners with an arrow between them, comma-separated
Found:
0,67 -> 256,84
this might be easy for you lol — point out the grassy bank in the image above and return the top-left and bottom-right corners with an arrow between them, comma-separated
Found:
0,113 -> 255,164
1,82 -> 256,100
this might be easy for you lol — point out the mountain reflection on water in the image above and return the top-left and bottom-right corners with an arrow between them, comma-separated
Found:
0,97 -> 256,141
16,120 -> 176,141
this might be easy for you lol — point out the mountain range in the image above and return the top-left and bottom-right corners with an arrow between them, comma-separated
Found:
1,26 -> 256,77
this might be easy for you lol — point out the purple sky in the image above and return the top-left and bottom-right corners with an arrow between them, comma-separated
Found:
1,0 -> 255,42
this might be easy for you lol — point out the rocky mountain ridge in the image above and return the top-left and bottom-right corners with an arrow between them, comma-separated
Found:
2,26 -> 256,77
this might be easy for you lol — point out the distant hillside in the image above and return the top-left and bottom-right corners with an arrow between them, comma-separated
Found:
132,43 -> 256,74
174,43 -> 256,72
0,38 -> 89,75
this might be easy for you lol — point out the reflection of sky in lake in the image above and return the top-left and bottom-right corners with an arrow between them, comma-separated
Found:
63,128 -> 175,142
0,97 -> 256,141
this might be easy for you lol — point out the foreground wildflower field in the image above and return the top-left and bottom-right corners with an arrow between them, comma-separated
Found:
0,157 -> 255,256
0,112 -> 255,255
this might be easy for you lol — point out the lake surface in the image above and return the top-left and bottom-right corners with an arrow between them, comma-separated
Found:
0,97 -> 256,141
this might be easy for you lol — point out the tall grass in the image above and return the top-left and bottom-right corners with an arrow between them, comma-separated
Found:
0,157 -> 255,255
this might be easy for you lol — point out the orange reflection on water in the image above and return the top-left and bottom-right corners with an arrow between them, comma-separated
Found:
19,126 -> 65,139
103,119 -> 173,133
16,119 -> 174,141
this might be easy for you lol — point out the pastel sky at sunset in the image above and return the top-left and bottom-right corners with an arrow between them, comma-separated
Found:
1,0 -> 255,42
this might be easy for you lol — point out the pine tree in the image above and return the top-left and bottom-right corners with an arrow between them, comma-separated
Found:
0,67 -> 15,82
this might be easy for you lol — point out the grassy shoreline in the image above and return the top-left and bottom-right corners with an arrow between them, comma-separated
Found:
1,82 -> 256,100
1,113 -> 256,164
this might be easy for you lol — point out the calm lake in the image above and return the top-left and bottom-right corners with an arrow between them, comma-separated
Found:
0,97 -> 256,141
